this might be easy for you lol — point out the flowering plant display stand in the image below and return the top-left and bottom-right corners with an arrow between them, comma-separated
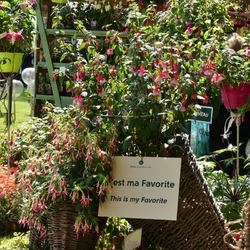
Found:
126,134 -> 233,249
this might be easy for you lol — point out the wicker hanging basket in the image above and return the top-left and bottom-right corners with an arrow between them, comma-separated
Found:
30,203 -> 107,250
125,134 -> 233,249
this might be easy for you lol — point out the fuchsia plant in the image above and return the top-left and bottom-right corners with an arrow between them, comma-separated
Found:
10,0 -> 238,240
13,103 -> 117,237
0,0 -> 35,53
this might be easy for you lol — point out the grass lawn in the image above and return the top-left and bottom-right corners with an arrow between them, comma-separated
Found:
0,89 -> 32,133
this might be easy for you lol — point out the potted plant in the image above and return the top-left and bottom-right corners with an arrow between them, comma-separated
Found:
203,33 -> 250,114
11,102 -> 117,247
52,3 -> 76,29
0,0 -> 35,73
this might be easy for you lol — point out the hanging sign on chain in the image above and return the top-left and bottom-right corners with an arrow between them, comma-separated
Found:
98,156 -> 181,220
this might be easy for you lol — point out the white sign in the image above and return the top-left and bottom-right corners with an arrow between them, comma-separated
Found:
98,156 -> 181,220
124,228 -> 142,250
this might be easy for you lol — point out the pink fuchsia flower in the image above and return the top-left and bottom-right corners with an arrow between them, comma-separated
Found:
109,67 -> 117,75
73,95 -> 83,107
203,94 -> 209,104
98,150 -> 106,159
104,37 -> 110,43
6,30 -> 24,44
74,221 -> 81,235
203,61 -> 215,76
185,26 -> 193,35
96,75 -> 106,84
28,0 -> 36,4
152,86 -> 160,97
138,65 -> 145,77
170,73 -> 179,87
179,98 -> 187,112
211,72 -> 224,84
161,61 -> 167,69
154,72 -> 163,85
19,2 -> 29,10
107,48 -> 113,56
82,222 -> 90,233
245,46 -> 250,56
81,196 -> 91,206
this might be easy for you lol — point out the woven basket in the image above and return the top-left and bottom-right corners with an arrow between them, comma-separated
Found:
47,203 -> 106,250
126,134 -> 233,249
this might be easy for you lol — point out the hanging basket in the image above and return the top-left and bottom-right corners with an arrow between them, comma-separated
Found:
219,83 -> 250,110
47,203 -> 107,250
0,52 -> 23,73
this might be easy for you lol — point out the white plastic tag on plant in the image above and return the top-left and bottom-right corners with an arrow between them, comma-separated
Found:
59,66 -> 66,75
124,228 -> 142,250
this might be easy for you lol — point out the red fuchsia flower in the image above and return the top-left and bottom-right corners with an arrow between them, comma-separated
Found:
211,72 -> 224,84
104,37 -> 110,43
161,61 -> 167,69
71,191 -> 79,203
82,222 -> 90,233
107,48 -> 113,56
109,138 -> 117,151
190,92 -> 197,100
98,150 -> 106,159
40,231 -> 47,240
124,27 -> 130,33
73,95 -> 83,107
96,75 -> 106,84
170,73 -> 179,87
87,151 -> 92,161
81,196 -> 91,206
74,221 -> 81,236
109,67 -> 117,75
180,98 -> 187,112
173,62 -> 178,72
96,181 -> 100,191
84,43 -> 88,49
74,119 -> 81,127
203,61 -> 215,76
97,86 -> 103,97
96,43 -> 101,50
152,86 -> 160,97
245,46 -> 250,56
113,33 -> 118,41
107,107 -> 112,115
185,26 -> 193,35
138,65 -> 145,77
203,94 -> 209,104
138,0 -> 143,9
5,30 -> 24,44
155,72 -> 163,85
162,70 -> 170,79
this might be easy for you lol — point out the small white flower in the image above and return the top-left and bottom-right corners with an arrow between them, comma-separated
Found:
105,4 -> 111,11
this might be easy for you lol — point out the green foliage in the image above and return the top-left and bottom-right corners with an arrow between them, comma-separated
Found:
97,217 -> 132,249
199,146 -> 250,229
0,232 -> 38,250
0,189 -> 23,223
